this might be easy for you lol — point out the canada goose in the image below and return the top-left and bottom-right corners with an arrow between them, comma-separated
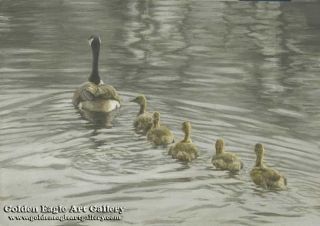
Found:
168,121 -> 199,162
129,95 -> 153,135
72,35 -> 120,112
250,143 -> 287,189
211,138 -> 244,173
147,112 -> 174,146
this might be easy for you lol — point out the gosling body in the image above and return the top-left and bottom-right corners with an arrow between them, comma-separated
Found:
130,95 -> 153,135
147,112 -> 174,146
211,139 -> 243,172
250,143 -> 287,189
72,35 -> 120,112
168,121 -> 199,162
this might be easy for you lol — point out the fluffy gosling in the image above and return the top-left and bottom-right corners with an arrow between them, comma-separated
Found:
168,121 -> 199,162
211,138 -> 244,173
130,95 -> 153,135
147,112 -> 174,146
250,143 -> 287,189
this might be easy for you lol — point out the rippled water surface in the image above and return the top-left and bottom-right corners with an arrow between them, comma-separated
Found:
1,1 -> 320,225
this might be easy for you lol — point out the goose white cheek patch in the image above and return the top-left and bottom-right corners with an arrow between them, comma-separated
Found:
99,37 -> 101,44
88,38 -> 94,46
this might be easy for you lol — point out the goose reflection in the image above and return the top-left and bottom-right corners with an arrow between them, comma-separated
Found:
79,108 -> 120,129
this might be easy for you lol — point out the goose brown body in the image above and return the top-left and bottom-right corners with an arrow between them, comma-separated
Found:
250,143 -> 287,189
211,139 -> 243,172
72,35 -> 120,112
147,112 -> 174,146
168,121 -> 198,162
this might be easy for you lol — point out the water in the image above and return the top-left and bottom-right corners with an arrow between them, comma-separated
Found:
1,1 -> 320,225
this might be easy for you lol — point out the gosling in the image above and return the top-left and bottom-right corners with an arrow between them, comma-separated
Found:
130,95 -> 153,135
147,112 -> 174,146
250,143 -> 287,189
168,121 -> 199,162
211,138 -> 244,173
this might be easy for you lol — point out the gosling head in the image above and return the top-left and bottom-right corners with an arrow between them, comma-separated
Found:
182,121 -> 191,134
129,95 -> 146,105
88,35 -> 101,48
254,143 -> 264,155
152,111 -> 160,123
215,138 -> 225,154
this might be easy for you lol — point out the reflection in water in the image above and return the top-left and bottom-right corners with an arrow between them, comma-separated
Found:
80,108 -> 120,128
1,1 -> 320,226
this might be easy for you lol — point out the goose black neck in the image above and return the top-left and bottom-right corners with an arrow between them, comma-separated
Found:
89,44 -> 100,85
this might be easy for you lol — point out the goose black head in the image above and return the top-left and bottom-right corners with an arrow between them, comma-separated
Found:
88,35 -> 101,85
88,35 -> 101,48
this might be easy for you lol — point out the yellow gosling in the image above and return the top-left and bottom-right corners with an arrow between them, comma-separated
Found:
250,143 -> 287,189
211,138 -> 243,173
130,95 -> 153,135
147,112 -> 174,146
168,121 -> 199,162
